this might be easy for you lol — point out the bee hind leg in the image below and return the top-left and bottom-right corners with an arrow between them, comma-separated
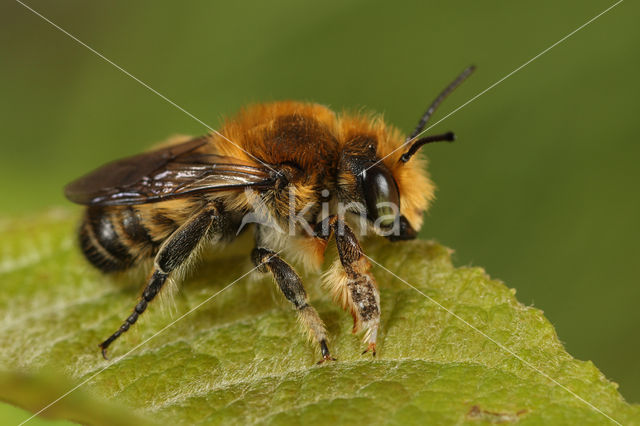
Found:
252,247 -> 335,364
99,205 -> 221,359
316,216 -> 380,357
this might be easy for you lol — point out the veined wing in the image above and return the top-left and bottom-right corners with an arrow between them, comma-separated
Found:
64,137 -> 274,206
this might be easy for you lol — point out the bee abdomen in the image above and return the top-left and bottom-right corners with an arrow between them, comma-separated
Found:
79,206 -> 155,273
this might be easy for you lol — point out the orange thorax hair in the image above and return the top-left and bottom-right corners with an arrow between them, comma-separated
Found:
206,101 -> 434,231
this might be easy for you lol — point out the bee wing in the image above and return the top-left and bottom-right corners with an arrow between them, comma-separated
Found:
64,136 -> 274,206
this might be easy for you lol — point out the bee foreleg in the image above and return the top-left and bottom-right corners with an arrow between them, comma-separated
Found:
251,247 -> 335,364
316,216 -> 380,356
99,205 -> 220,359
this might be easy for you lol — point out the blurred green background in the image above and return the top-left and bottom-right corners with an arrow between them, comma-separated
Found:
1,0 -> 638,406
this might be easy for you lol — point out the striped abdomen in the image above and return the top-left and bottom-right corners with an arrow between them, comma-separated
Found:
79,206 -> 160,273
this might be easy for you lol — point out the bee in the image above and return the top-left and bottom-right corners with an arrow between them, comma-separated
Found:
65,66 -> 474,363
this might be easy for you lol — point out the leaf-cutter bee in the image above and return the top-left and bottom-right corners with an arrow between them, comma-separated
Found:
65,67 -> 474,362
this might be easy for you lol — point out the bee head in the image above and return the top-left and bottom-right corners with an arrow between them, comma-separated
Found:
335,66 -> 475,240
337,140 -> 425,241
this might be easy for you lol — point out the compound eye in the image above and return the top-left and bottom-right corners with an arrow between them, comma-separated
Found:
362,165 -> 400,227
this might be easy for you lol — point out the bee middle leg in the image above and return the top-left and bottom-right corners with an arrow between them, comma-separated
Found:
315,215 -> 380,356
251,247 -> 335,364
98,204 -> 221,359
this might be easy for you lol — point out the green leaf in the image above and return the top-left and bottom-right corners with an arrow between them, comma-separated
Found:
1,209 -> 638,425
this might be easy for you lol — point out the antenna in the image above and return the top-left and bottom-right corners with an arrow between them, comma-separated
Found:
400,132 -> 455,163
406,65 -> 475,142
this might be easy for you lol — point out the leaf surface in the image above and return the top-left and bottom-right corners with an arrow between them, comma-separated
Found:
0,210 -> 638,425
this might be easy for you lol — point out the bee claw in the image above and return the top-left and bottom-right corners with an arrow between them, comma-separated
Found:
316,339 -> 337,365
99,345 -> 109,361
361,343 -> 377,357
316,355 -> 337,365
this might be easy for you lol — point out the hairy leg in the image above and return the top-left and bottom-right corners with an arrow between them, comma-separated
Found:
316,215 -> 380,355
252,247 -> 335,363
99,204 -> 220,359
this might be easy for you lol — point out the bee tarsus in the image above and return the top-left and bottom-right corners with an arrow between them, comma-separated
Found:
252,247 -> 333,363
317,340 -> 337,364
